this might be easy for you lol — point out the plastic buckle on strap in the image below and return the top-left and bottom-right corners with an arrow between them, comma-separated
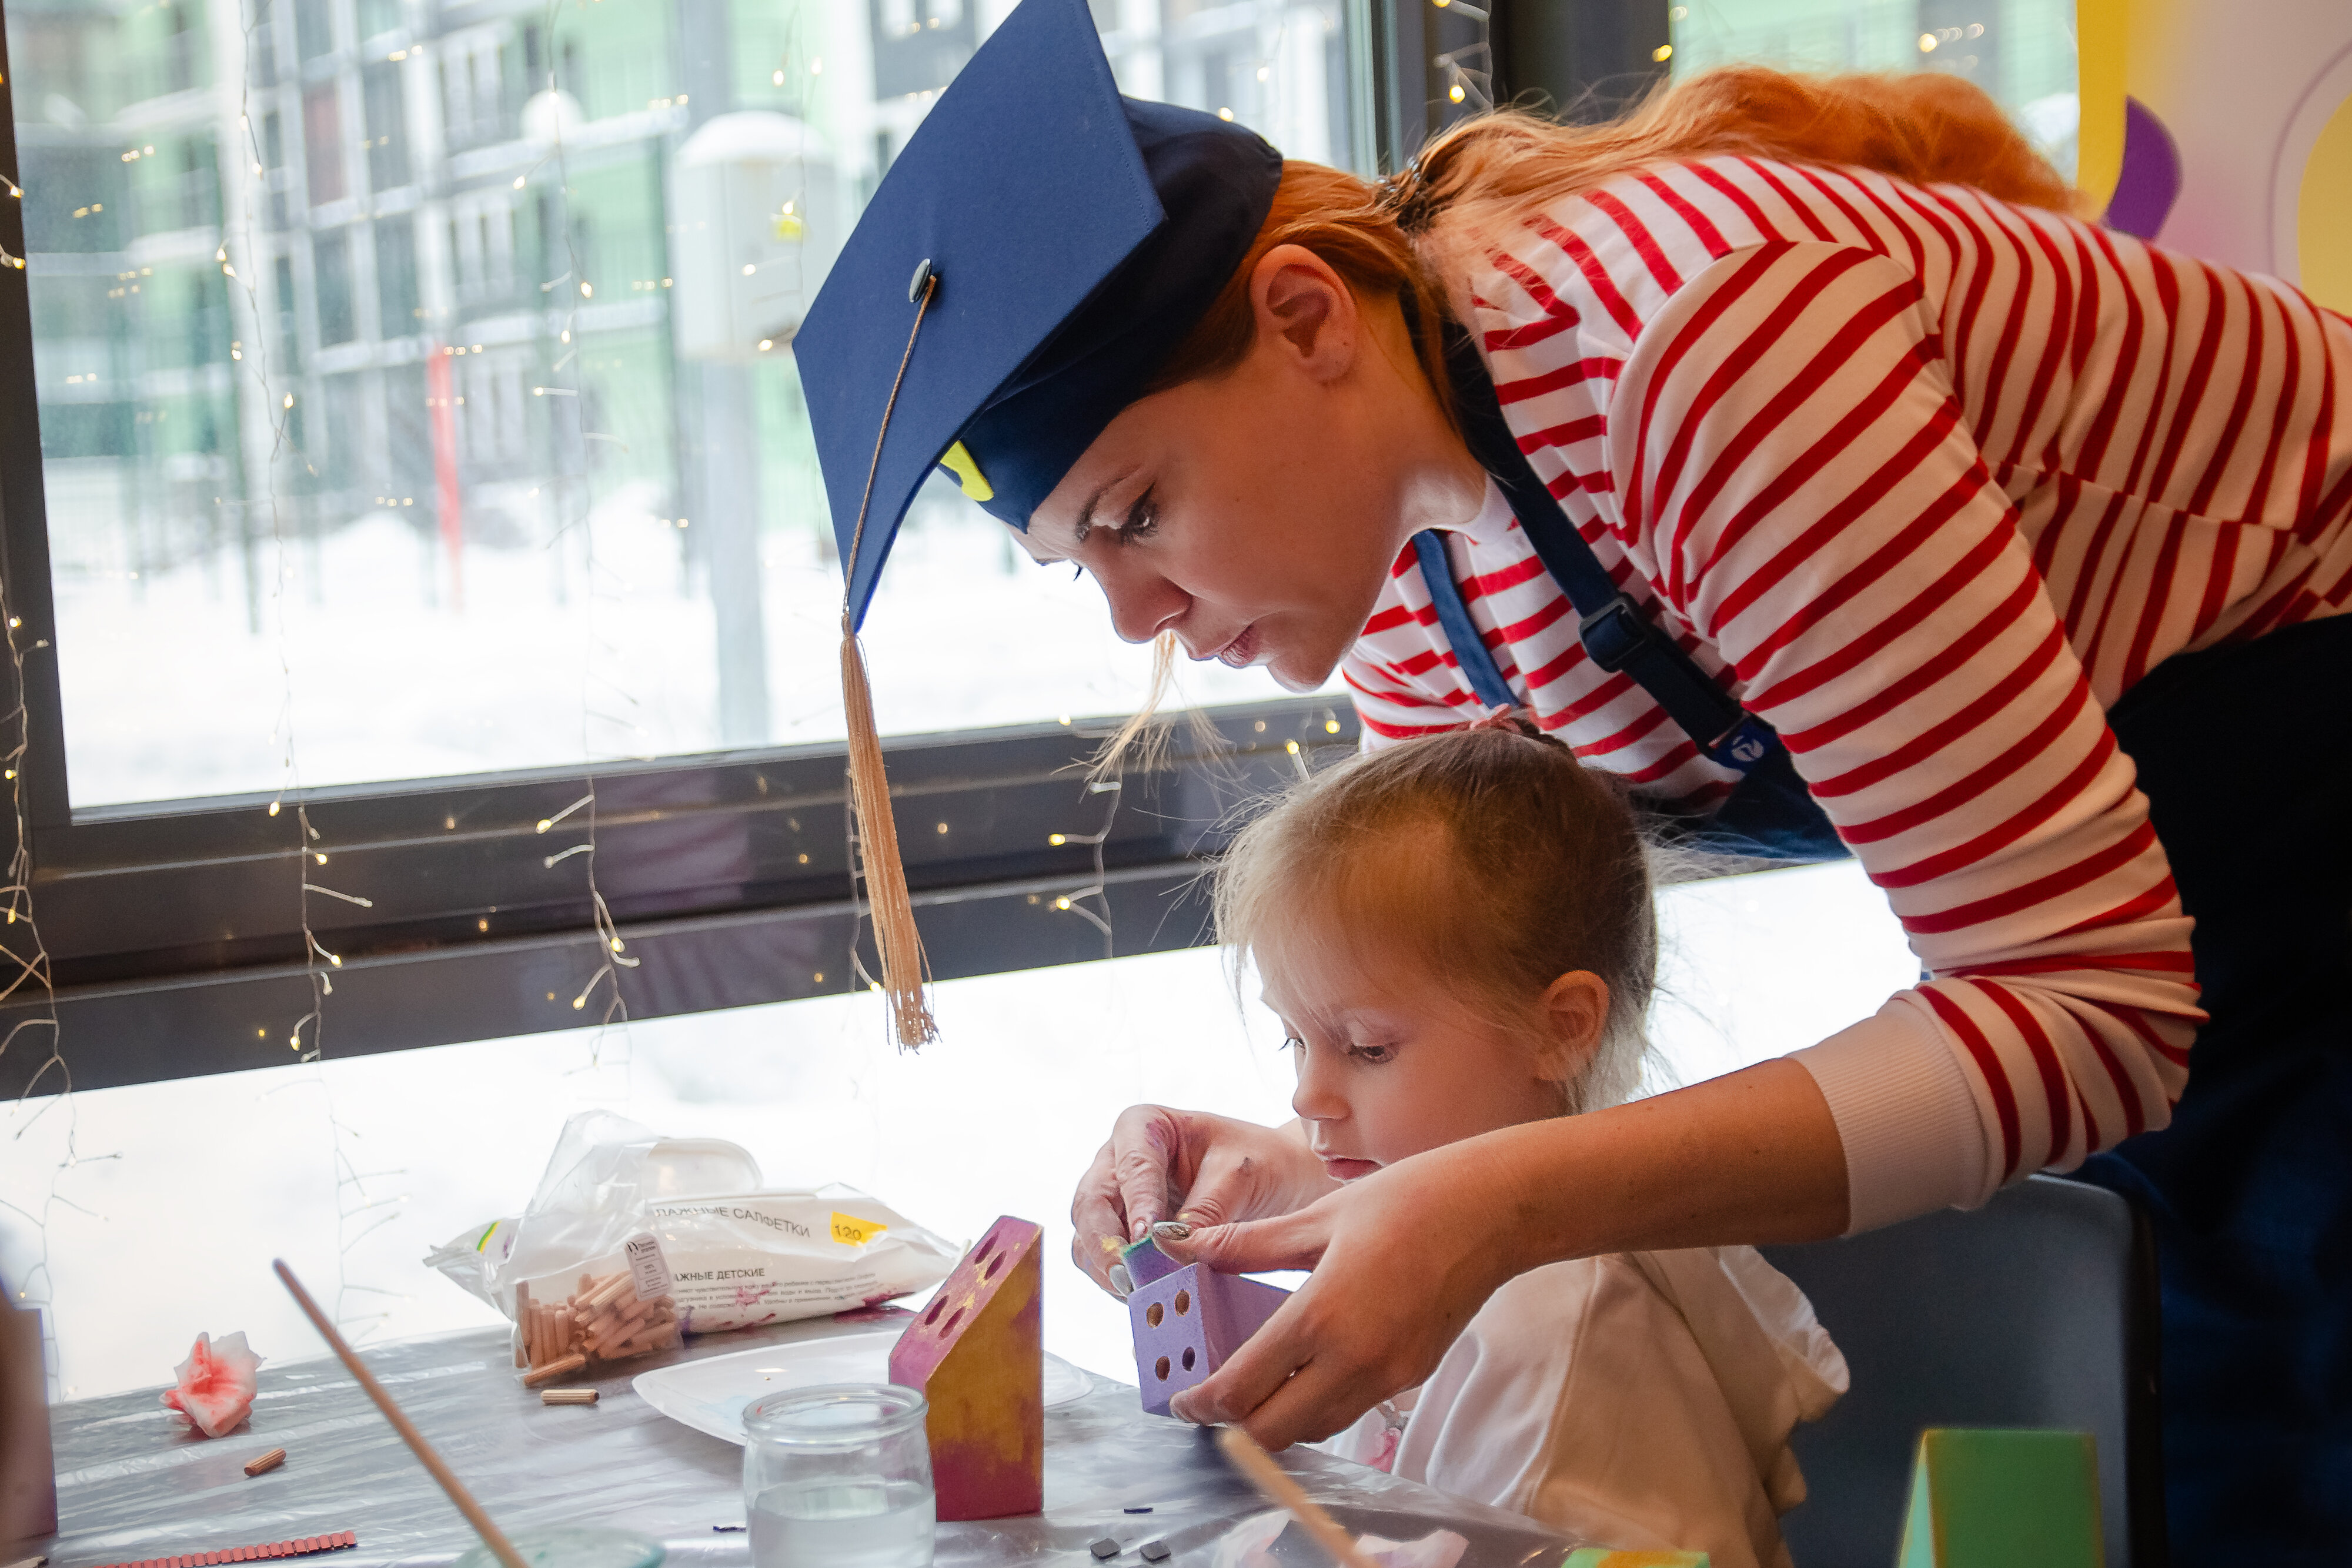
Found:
1576,593 -> 1653,673
1708,714 -> 1776,770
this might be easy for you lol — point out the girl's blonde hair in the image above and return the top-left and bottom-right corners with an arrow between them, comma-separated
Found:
1212,724 -> 1657,1115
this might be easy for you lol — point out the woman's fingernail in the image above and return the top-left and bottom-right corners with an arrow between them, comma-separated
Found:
1108,1265 -> 1134,1298
1151,1220 -> 1191,1242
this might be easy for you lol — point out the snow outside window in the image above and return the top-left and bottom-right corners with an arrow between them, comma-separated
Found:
14,0 -> 1357,808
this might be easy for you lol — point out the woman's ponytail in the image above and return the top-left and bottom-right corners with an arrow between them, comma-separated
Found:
1399,66 -> 2077,283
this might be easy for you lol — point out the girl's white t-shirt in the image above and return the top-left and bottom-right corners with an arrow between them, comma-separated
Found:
1318,1245 -> 1848,1568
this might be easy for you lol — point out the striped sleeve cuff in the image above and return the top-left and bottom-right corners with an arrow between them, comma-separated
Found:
1793,1001 -> 1995,1235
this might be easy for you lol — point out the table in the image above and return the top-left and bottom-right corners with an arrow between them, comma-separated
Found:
37,1316 -> 1575,1568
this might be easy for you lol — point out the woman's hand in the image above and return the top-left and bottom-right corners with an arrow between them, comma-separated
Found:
1153,1133 -> 1531,1446
1154,1058 -> 1852,1449
1069,1106 -> 1336,1293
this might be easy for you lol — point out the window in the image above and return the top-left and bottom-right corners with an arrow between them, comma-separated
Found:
303,82 -> 347,203
11,0 -> 1360,812
356,0 -> 401,45
313,227 -> 356,345
362,60 -> 410,190
1668,0 -> 2079,172
374,212 -> 421,329
0,0 -> 1373,1109
295,0 -> 334,63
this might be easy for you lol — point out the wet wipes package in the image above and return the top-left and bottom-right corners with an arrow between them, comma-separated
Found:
429,1112 -> 961,1346
643,1188 -> 961,1333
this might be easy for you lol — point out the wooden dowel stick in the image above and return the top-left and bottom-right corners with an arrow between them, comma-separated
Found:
1215,1427 -> 1381,1568
273,1260 -> 530,1568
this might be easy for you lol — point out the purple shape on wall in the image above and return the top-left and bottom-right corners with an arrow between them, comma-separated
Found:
2105,96 -> 2181,240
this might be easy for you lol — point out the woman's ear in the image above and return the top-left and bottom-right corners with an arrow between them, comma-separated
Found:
1249,243 -> 1358,382
1534,970 -> 1611,1084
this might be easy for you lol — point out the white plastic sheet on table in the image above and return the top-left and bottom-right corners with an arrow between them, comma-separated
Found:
36,1313 -> 1580,1568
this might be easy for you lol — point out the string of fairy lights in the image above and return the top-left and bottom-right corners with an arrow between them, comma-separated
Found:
0,34 -> 98,1398
0,557 -> 95,1383
0,0 -> 1372,1385
530,0 -> 643,1061
0,38 -> 92,1386
1429,0 -> 1496,114
217,1 -> 416,1340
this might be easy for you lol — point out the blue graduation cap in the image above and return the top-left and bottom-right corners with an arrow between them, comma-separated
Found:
792,0 -> 1278,1049
793,0 -> 1282,630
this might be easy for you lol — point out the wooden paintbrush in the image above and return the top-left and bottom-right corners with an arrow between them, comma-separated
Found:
1216,1426 -> 1382,1568
272,1261 -> 529,1568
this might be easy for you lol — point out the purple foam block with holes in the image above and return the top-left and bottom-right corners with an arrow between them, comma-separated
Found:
1127,1262 -> 1289,1417
1121,1236 -> 1181,1289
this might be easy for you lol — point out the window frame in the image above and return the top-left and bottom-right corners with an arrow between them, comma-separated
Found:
0,0 -> 1680,1100
0,1 -> 1385,1102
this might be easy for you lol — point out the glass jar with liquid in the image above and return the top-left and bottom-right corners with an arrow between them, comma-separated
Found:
743,1383 -> 936,1568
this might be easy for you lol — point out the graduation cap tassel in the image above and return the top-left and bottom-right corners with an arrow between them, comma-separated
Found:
838,268 -> 943,1050
841,619 -> 936,1048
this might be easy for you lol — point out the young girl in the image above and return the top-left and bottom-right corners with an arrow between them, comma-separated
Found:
1210,713 -> 1846,1568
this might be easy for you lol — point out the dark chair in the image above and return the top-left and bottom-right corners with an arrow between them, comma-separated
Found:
1760,1174 -> 2164,1568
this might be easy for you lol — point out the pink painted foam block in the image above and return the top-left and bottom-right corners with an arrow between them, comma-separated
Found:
888,1215 -> 1043,1520
1128,1262 -> 1289,1417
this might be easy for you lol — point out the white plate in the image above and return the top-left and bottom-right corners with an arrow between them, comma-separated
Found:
633,1327 -> 1094,1444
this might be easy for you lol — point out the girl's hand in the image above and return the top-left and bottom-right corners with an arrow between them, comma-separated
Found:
1069,1106 -> 1335,1294
1155,1135 -> 1524,1446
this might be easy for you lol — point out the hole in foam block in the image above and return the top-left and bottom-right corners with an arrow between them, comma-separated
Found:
1145,1303 -> 1163,1328
984,1253 -> 1003,1281
924,1299 -> 944,1325
943,1308 -> 965,1336
1181,1347 -> 1195,1372
1174,1289 -> 1191,1316
1154,1356 -> 1170,1381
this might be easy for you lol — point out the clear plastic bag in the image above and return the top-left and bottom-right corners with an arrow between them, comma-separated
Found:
425,1111 -> 960,1376
422,1217 -> 519,1309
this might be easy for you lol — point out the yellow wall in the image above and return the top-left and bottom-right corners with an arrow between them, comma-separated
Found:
2300,98 -> 2352,312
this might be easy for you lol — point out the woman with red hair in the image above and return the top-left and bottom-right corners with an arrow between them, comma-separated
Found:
1058,76 -> 2350,1559
800,9 -> 2350,1552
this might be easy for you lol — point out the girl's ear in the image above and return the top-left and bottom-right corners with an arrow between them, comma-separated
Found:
1534,969 -> 1610,1084
1249,243 -> 1359,381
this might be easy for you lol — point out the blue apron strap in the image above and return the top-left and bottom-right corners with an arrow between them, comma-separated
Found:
1411,530 -> 1518,713
1418,320 -> 1843,860
1438,323 -> 1775,773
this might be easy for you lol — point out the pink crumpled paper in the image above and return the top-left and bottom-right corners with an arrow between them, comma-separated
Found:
159,1330 -> 264,1437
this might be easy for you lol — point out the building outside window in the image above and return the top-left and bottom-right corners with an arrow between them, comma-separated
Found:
1668,0 -> 2079,172
11,0 -> 1359,810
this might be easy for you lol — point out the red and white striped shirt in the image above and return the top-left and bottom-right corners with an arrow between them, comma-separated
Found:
1346,156 -> 2352,1225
